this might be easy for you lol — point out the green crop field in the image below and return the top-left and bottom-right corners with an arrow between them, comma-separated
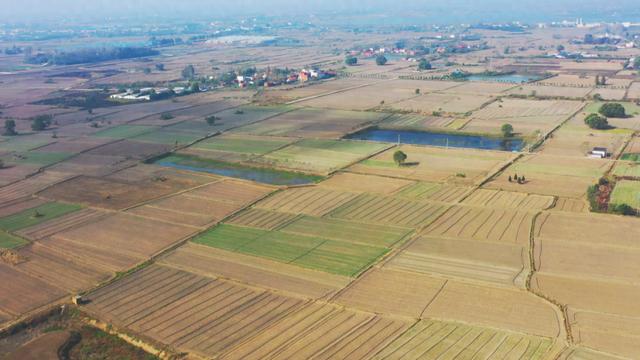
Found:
279,216 -> 411,247
193,135 -> 293,155
192,223 -> 388,276
613,161 -> 640,178
1,151 -> 72,166
0,136 -> 52,152
93,125 -> 157,139
131,129 -> 203,145
621,153 -> 640,162
610,180 -> 640,209
0,232 -> 28,249
0,202 -> 82,232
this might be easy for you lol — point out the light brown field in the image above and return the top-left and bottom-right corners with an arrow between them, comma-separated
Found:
349,144 -> 515,185
507,84 -> 593,99
462,189 -> 554,210
44,213 -> 197,272
319,172 -> 414,195
390,92 -> 493,114
254,187 -> 358,216
0,263 -> 65,318
160,243 -> 350,299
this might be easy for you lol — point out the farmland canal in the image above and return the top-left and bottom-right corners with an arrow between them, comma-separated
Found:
346,129 -> 524,151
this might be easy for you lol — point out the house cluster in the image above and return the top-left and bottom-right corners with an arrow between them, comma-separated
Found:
236,68 -> 335,88
110,86 -> 198,101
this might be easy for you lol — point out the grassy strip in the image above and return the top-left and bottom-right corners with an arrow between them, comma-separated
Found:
0,231 -> 28,248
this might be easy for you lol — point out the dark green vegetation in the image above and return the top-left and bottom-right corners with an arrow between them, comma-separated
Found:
375,55 -> 388,66
192,223 -> 392,277
584,113 -> 609,130
156,153 -> 323,185
418,58 -> 432,70
621,153 -> 640,162
31,114 -> 53,131
599,103 -> 627,118
501,123 -> 514,137
67,326 -> 159,360
393,150 -> 407,166
0,232 -> 28,248
345,55 -> 358,66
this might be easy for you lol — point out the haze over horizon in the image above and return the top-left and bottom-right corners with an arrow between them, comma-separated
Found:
3,0 -> 640,24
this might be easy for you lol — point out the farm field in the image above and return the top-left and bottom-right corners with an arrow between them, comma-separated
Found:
507,84 -> 594,99
232,107 -> 388,138
182,134 -> 295,163
349,144 -> 515,185
379,113 -> 456,130
532,211 -> 640,358
0,201 -> 81,233
610,180 -> 640,209
462,189 -> 554,210
253,139 -> 390,174
485,153 -> 611,198
612,160 -> 640,178
318,172 -> 414,195
84,264 -> 408,359
390,92 -> 493,114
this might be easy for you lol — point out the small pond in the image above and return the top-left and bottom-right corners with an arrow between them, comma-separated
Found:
155,155 -> 322,185
346,129 -> 524,152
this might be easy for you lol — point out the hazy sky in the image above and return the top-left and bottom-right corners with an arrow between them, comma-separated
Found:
2,0 -> 640,23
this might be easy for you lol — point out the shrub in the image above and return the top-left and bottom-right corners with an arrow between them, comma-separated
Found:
599,103 -> 626,118
160,113 -> 174,120
31,114 -> 53,131
375,55 -> 388,66
345,55 -> 358,66
610,203 -> 635,216
584,113 -> 609,130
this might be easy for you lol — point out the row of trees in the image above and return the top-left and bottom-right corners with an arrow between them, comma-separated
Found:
3,114 -> 54,136
344,55 -> 432,70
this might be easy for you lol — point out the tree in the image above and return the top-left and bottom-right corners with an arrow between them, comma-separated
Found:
375,55 -> 388,66
633,57 -> 640,70
418,58 -> 432,71
206,115 -> 219,126
160,113 -> 174,120
31,114 -> 52,131
393,150 -> 407,166
181,64 -> 196,80
345,55 -> 358,66
155,63 -> 165,71
584,113 -> 609,129
415,88 -> 420,95
3,120 -> 17,136
556,44 -> 565,52
501,123 -> 514,138
143,67 -> 151,74
610,203 -> 635,216
599,103 -> 626,118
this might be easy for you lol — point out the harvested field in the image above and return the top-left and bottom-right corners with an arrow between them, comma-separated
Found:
421,205 -> 534,244
186,134 -> 295,162
318,172 -> 414,195
0,263 -> 65,317
0,202 -> 81,232
254,139 -> 390,174
507,84 -> 593,99
255,187 -> 358,216
560,347 -> 628,360
234,108 -> 387,138
192,224 -> 387,277
395,182 -> 471,202
15,208 -> 107,241
38,173 -> 212,210
127,179 -> 273,227
227,208 -> 298,230
33,137 -> 110,154
390,93 -> 493,114
14,242 -> 109,292
552,198 -> 588,212
85,264 -> 407,359
329,194 -> 449,228
349,144 -> 514,185
388,236 -> 527,286
462,189 -> 554,210
159,243 -> 350,299
423,280 -> 561,337
463,99 -> 582,136
380,114 -> 455,130
485,154 -> 611,198
45,213 -> 197,272
261,78 -> 374,102
86,139 -> 171,160
535,212 -> 640,247
373,318 -> 558,360
335,268 -> 446,318
0,171 -> 71,206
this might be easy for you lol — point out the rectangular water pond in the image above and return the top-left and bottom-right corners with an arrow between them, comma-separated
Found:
154,154 -> 323,185
345,129 -> 524,151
